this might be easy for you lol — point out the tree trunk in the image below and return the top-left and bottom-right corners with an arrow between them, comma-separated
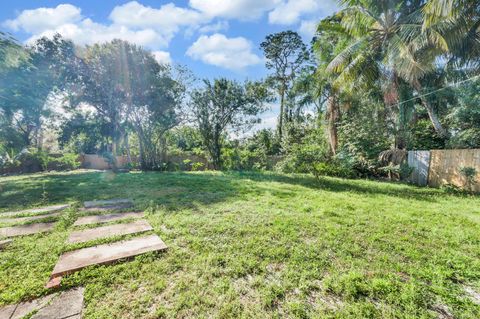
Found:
383,72 -> 403,149
124,132 -> 132,164
412,80 -> 448,138
211,136 -> 222,170
278,84 -> 285,139
325,94 -> 339,155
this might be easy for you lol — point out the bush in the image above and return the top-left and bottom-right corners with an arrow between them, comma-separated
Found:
192,162 -> 205,171
0,149 -> 80,174
312,161 -> 356,179
459,166 -> 477,191
47,153 -> 81,171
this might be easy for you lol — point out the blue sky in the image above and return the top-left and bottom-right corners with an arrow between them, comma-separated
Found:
0,0 -> 339,130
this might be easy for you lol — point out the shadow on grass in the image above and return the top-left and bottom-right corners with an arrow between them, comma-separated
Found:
0,170 -> 256,212
225,171 -> 448,202
0,169 -> 456,213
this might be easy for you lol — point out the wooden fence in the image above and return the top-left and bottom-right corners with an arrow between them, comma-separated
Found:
79,154 -> 130,170
407,151 -> 430,186
408,149 -> 480,192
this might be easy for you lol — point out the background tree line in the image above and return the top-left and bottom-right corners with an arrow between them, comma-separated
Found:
0,0 -> 479,177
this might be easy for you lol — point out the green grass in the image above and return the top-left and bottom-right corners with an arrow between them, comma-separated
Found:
0,169 -> 479,318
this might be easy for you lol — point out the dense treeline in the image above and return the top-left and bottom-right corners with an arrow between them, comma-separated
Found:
0,0 -> 479,177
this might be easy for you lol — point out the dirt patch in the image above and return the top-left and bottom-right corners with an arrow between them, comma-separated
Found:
432,304 -> 454,319
464,286 -> 480,305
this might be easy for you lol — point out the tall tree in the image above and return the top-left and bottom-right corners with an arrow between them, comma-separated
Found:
190,78 -> 268,169
74,40 -> 182,168
260,31 -> 309,139
1,34 -> 77,150
326,0 -> 449,141
424,0 -> 480,72
313,15 -> 354,154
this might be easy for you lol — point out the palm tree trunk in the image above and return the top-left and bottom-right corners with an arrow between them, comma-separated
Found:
326,94 -> 339,155
412,80 -> 448,138
383,72 -> 404,148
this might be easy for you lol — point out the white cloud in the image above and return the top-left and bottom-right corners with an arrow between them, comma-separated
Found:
3,1 -> 210,50
299,19 -> 318,39
3,4 -> 82,33
186,33 -> 261,71
109,1 -> 206,36
25,19 -> 166,48
152,50 -> 172,65
199,21 -> 229,33
189,0 -> 281,20
269,0 -> 338,25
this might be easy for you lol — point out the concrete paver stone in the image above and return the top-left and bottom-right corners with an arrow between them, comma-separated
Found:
0,212 -> 61,225
73,212 -> 144,226
67,219 -> 153,244
0,222 -> 55,238
0,204 -> 69,218
83,198 -> 133,209
47,235 -> 167,288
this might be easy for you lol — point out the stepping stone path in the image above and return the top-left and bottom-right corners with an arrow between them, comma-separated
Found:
0,287 -> 84,319
0,212 -> 61,225
47,235 -> 167,288
67,219 -> 153,244
0,222 -> 56,238
74,211 -> 144,226
83,198 -> 133,209
0,204 -> 68,239
46,198 -> 167,289
0,204 -> 69,218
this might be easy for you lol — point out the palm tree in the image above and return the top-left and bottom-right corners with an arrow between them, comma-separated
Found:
325,0 -> 449,140
312,15 -> 354,154
424,0 -> 480,72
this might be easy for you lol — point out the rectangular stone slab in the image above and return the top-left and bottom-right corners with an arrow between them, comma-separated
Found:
74,212 -> 144,226
0,222 -> 55,238
80,203 -> 133,212
50,235 -> 167,279
8,294 -> 57,319
31,287 -> 84,319
84,198 -> 133,208
67,219 -> 153,244
0,212 -> 61,224
1,204 -> 69,218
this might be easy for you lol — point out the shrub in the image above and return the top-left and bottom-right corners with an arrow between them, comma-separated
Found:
48,153 -> 81,171
192,162 -> 205,171
0,149 -> 80,174
459,166 -> 477,191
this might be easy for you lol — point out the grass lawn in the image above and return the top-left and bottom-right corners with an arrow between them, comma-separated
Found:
0,170 -> 479,318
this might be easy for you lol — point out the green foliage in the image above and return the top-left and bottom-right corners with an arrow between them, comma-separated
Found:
191,78 -> 269,169
58,113 -> 111,154
337,100 -> 390,176
459,166 -> 477,191
191,162 -> 205,171
447,79 -> 480,148
408,119 -> 445,150
166,126 -> 204,154
260,31 -> 309,137
0,149 -> 80,174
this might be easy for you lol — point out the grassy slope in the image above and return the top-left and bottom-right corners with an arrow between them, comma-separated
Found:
0,170 -> 479,318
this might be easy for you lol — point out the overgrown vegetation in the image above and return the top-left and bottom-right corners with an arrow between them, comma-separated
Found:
1,170 -> 479,318
1,0 -> 479,180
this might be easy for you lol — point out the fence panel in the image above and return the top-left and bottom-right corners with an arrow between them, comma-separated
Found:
80,155 -> 130,170
428,149 -> 480,192
408,150 -> 430,186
